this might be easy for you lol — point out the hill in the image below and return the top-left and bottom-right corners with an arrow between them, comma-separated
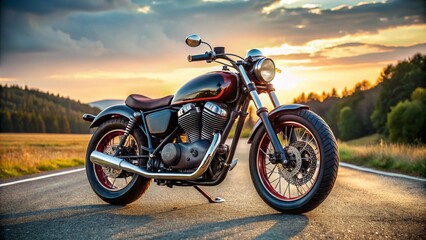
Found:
0,85 -> 100,133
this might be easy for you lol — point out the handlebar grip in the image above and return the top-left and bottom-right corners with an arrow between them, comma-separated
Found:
188,52 -> 211,62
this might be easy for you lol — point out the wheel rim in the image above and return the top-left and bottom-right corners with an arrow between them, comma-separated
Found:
257,121 -> 321,201
94,130 -> 138,191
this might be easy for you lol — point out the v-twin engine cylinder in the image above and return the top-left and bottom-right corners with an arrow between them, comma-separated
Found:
164,102 -> 229,169
177,103 -> 202,142
201,102 -> 228,141
178,102 -> 228,142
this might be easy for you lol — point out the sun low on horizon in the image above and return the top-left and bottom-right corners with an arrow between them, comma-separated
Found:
1,0 -> 425,104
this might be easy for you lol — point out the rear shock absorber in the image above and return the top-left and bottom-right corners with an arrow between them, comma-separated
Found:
115,112 -> 140,156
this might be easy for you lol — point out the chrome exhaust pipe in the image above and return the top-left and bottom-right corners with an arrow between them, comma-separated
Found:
90,133 -> 221,180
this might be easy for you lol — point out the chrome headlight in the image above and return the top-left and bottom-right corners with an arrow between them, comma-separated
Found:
254,58 -> 276,83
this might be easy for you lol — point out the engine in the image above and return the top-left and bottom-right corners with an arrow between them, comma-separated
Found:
178,102 -> 228,142
161,102 -> 229,169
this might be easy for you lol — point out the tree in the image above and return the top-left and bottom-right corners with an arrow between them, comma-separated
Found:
11,112 -> 24,132
354,80 -> 372,92
330,88 -> 338,97
387,88 -> 426,143
0,111 -> 13,132
36,115 -> 46,133
307,92 -> 320,101
321,91 -> 328,101
0,84 -> 99,133
411,87 -> 426,104
341,87 -> 350,97
337,106 -> 362,141
371,53 -> 426,134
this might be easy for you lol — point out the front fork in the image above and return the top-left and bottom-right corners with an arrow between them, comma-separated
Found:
237,63 -> 288,165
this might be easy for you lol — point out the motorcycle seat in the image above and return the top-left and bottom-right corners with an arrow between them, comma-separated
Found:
125,94 -> 174,110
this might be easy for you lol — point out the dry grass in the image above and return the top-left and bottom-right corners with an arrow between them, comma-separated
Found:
1,133 -> 424,178
0,133 -> 91,178
339,140 -> 426,177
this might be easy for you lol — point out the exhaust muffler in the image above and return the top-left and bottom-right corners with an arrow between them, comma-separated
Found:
90,133 -> 221,180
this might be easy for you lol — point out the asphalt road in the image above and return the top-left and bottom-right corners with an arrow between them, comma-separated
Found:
1,143 -> 425,239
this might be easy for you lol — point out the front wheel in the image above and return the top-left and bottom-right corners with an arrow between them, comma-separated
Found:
249,109 -> 339,214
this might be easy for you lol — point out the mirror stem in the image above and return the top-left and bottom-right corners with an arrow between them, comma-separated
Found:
202,41 -> 213,52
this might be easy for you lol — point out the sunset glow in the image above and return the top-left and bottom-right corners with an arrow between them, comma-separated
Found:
1,0 -> 425,104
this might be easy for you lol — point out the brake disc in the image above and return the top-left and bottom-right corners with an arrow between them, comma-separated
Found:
279,141 -> 317,185
278,145 -> 302,181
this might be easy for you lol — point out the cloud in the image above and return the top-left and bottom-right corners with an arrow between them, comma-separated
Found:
272,43 -> 426,68
1,11 -> 106,55
324,43 -> 426,65
1,0 -> 425,77
260,24 -> 426,60
2,0 -> 135,15
261,0 -> 426,44
2,0 -> 424,58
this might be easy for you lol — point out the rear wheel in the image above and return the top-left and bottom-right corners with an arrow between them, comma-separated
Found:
249,109 -> 339,214
86,118 -> 151,205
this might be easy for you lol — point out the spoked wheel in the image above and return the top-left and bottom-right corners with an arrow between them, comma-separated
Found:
94,130 -> 138,191
250,109 -> 339,214
258,121 -> 320,201
86,118 -> 151,205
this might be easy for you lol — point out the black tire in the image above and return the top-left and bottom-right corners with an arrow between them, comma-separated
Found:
86,118 -> 151,205
249,109 -> 339,214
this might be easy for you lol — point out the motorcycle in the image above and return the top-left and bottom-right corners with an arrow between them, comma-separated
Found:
82,34 -> 339,214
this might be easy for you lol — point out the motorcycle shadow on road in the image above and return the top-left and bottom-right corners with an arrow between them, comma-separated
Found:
0,204 -> 153,239
123,213 -> 308,239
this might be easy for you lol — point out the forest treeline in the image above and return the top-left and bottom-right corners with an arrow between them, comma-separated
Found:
293,53 -> 426,144
0,85 -> 100,133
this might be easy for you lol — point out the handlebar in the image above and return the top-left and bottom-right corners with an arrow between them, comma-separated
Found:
187,49 -> 244,69
187,52 -> 212,62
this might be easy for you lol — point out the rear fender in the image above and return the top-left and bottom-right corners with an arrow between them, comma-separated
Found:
247,104 -> 309,143
90,105 -> 135,128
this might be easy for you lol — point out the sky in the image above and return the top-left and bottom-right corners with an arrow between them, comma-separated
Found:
1,0 -> 425,104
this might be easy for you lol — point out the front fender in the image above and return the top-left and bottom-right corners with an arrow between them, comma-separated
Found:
90,104 -> 135,128
247,104 -> 309,143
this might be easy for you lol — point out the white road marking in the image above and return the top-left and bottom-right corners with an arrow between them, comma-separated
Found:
0,162 -> 424,187
0,168 -> 85,187
340,162 -> 426,182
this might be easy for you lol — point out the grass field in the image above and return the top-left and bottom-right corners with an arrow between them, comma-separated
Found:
0,133 -> 425,179
340,134 -> 426,177
0,133 -> 90,178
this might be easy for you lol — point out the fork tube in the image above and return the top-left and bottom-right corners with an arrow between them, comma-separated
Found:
269,91 -> 280,108
237,64 -> 287,163
237,64 -> 263,109
265,84 -> 280,108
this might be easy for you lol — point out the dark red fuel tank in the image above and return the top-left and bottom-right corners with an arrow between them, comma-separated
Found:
171,71 -> 238,105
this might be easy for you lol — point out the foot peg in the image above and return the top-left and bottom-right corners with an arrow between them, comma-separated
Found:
193,186 -> 225,203
229,159 -> 238,171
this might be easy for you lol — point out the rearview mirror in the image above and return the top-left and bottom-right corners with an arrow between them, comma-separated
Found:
185,34 -> 202,47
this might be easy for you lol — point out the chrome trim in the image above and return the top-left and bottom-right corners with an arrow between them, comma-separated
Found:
185,34 -> 202,47
204,102 -> 228,117
237,64 -> 265,110
178,103 -> 198,117
90,133 -> 221,180
254,58 -> 275,83
246,49 -> 264,59
269,91 -> 280,108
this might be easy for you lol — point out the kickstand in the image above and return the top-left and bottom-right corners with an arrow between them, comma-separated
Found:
193,185 -> 225,203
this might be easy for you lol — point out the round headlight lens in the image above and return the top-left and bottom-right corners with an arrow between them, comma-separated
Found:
254,58 -> 276,83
